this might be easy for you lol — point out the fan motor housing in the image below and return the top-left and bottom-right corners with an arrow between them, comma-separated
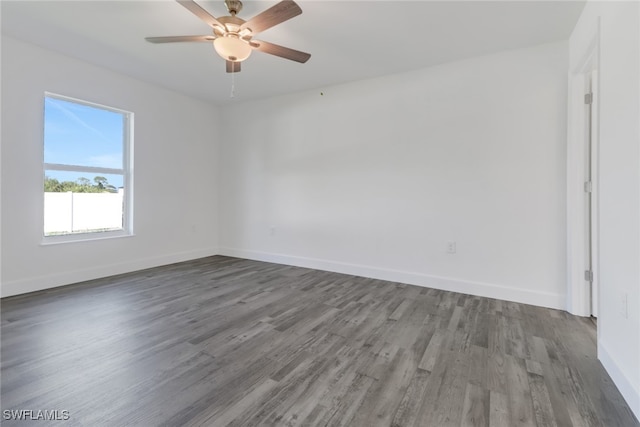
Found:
215,15 -> 248,37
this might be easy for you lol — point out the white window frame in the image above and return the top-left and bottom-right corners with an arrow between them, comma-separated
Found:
42,92 -> 134,244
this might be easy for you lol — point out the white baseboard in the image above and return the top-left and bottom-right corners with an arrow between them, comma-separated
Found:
218,247 -> 566,310
0,247 -> 219,298
598,340 -> 640,420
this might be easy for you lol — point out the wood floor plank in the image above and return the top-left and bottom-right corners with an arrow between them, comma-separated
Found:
527,370 -> 558,427
1,256 -> 637,427
468,344 -> 488,388
316,373 -> 375,427
461,382 -> 489,427
191,378 -> 279,427
350,347 -> 417,426
487,351 -> 509,395
418,328 -> 451,372
388,298 -> 412,321
505,355 -> 536,427
489,390 -> 510,427
390,368 -> 431,427
417,349 -> 471,427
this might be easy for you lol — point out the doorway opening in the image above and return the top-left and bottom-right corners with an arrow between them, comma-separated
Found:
584,70 -> 598,318
567,33 -> 599,320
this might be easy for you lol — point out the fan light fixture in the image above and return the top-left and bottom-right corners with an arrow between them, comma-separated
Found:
213,35 -> 252,62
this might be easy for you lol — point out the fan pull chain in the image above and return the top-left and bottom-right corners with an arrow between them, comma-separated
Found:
230,69 -> 236,98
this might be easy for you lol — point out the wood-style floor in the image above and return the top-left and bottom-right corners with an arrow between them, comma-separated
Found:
1,256 -> 638,426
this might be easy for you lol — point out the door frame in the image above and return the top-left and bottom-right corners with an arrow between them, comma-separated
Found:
567,24 -> 600,318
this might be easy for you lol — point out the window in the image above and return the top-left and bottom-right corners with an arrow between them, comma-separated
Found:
43,93 -> 133,241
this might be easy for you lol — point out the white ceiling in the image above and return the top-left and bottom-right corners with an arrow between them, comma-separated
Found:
1,0 -> 585,105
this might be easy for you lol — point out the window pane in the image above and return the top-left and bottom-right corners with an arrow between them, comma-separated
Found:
42,94 -> 131,240
44,172 -> 125,236
44,96 -> 124,169
44,192 -> 124,236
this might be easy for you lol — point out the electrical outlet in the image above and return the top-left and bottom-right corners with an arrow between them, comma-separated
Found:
447,241 -> 456,254
622,293 -> 629,319
270,226 -> 276,237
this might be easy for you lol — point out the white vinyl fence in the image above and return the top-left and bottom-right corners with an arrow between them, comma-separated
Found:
44,191 -> 124,235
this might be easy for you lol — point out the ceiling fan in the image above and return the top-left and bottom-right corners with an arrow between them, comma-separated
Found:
145,0 -> 311,73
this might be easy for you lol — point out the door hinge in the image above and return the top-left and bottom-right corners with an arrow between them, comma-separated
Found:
585,270 -> 593,282
585,93 -> 593,105
584,181 -> 592,193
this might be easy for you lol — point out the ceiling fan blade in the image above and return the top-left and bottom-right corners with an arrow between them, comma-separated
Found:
240,0 -> 302,35
176,0 -> 225,31
145,35 -> 215,43
226,61 -> 241,73
251,40 -> 310,63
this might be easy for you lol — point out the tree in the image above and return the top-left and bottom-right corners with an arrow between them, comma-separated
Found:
44,176 -> 117,193
44,177 -> 63,192
76,177 -> 91,192
93,176 -> 116,192
94,176 -> 106,189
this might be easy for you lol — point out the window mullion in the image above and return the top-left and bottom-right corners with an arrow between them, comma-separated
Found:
44,163 -> 124,176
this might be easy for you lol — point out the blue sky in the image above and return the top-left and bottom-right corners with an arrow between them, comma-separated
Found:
44,96 -> 125,188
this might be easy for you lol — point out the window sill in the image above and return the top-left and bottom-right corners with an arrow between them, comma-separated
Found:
41,231 -> 135,246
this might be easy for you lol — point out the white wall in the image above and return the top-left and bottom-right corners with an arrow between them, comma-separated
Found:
1,37 -> 220,297
218,41 -> 569,310
570,1 -> 640,418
